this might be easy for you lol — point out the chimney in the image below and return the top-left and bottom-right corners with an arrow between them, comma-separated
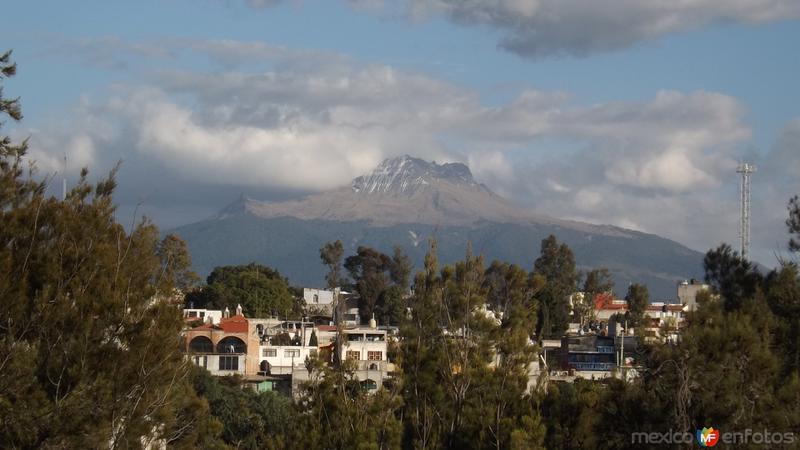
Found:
223,307 -> 230,319
236,303 -> 243,316
369,313 -> 377,329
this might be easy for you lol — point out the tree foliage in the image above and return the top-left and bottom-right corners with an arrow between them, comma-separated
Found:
186,263 -> 296,318
624,283 -> 649,330
0,51 -> 219,448
533,235 -> 578,339
320,240 -> 345,289
399,242 -> 545,450
341,245 -> 412,325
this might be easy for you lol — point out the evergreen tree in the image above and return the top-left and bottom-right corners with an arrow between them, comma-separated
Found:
0,51 -> 219,448
376,284 -> 406,326
401,240 -> 447,449
157,233 -> 200,291
290,359 -> 402,449
390,245 -> 413,290
308,329 -> 319,347
533,235 -> 578,339
703,244 -> 762,311
344,246 -> 392,322
624,283 -> 649,330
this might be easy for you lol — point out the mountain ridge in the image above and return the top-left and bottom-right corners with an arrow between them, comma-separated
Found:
174,155 -> 705,299
215,155 -> 633,236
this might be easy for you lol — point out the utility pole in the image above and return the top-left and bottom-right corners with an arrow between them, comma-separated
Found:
620,320 -> 625,380
736,163 -> 756,260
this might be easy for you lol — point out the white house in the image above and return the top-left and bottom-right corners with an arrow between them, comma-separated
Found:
256,320 -> 318,375
337,320 -> 389,391
258,345 -> 316,375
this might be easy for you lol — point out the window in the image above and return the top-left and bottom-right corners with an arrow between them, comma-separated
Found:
187,311 -> 197,318
193,355 -> 207,368
199,312 -> 205,318
313,294 -> 319,302
285,349 -> 300,358
368,351 -> 382,361
346,351 -> 360,361
263,348 -> 277,357
219,355 -> 239,371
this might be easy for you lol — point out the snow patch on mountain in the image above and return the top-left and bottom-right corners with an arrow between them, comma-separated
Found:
351,155 -> 476,195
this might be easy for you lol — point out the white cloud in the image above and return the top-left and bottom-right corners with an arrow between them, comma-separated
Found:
22,38 -> 797,264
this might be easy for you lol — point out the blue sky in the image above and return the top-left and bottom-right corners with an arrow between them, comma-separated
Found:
3,0 -> 800,266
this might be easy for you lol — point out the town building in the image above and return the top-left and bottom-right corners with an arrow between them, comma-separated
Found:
183,305 -> 258,376
256,319 -> 317,375
303,287 -> 338,317
337,319 -> 390,391
677,279 -> 710,311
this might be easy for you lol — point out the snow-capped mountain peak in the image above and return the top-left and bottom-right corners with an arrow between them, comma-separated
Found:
351,155 -> 477,195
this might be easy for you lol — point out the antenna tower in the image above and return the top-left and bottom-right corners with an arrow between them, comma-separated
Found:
736,162 -> 756,259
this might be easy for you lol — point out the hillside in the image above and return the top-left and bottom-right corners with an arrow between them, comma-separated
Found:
172,156 -> 704,299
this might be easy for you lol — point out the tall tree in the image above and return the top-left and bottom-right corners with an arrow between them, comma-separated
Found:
0,51 -> 217,448
390,245 -> 413,290
765,196 -> 800,375
157,233 -> 200,291
319,240 -> 344,289
703,244 -> 762,311
533,235 -> 579,339
344,246 -> 392,322
401,240 -> 447,449
624,283 -> 649,330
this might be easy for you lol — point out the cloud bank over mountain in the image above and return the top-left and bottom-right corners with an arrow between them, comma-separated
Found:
13,36 -> 799,266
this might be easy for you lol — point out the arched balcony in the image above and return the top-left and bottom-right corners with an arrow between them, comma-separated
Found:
217,336 -> 247,354
188,336 -> 213,353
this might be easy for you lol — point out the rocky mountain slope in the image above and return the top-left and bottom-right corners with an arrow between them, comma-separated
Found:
173,156 -> 704,299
